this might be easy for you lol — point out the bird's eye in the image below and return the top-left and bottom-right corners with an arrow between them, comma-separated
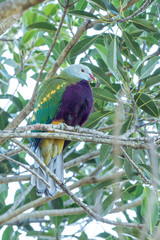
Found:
81,69 -> 84,72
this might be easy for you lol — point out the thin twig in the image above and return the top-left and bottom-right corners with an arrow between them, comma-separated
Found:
120,147 -> 151,185
0,146 -> 25,162
38,0 -> 69,83
0,152 -> 50,188
3,139 -> 145,229
0,38 -> 13,41
122,92 -> 138,138
110,196 -> 142,213
0,175 -> 30,184
0,170 -> 126,225
64,150 -> 100,169
5,185 -> 33,215
108,0 -> 152,23
6,206 -> 94,224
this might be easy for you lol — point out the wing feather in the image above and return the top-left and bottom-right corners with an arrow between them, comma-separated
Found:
30,77 -> 68,150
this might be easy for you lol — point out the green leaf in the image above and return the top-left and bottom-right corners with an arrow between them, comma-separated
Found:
0,108 -> 10,130
22,30 -> 35,44
132,19 -> 158,33
95,43 -> 120,80
2,227 -> 13,240
83,63 -> 113,90
27,230 -> 55,237
139,164 -> 152,175
92,88 -> 117,102
102,192 -> 120,215
27,22 -> 57,32
43,3 -> 58,16
117,61 -> 129,82
97,232 -> 118,239
123,31 -> 142,59
141,187 -> 159,232
95,44 -> 108,63
100,144 -> 111,164
68,10 -> 99,20
0,95 -> 23,111
34,37 -> 45,47
84,111 -> 110,128
140,56 -> 159,79
107,37 -> 117,72
75,0 -> 87,10
155,92 -> 160,99
145,74 -> 160,89
134,93 -> 159,118
70,35 -> 99,58
79,232 -> 88,240
89,0 -> 118,14
94,23 -> 105,30
102,0 -> 119,14
4,59 -> 17,68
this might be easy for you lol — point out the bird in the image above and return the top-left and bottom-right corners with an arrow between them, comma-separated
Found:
30,64 -> 95,197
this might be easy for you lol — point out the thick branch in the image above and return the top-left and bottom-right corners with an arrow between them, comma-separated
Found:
0,0 -> 45,21
0,13 -> 21,35
7,197 -> 142,224
0,124 -> 153,149
0,175 -> 30,184
6,207 -> 93,224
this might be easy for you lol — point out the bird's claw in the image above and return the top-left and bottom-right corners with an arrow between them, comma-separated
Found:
60,123 -> 68,130
75,125 -> 81,132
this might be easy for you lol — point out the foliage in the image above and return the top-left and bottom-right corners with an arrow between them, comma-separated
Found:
0,0 -> 160,239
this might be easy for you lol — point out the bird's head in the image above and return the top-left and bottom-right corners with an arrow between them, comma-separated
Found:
60,64 -> 95,84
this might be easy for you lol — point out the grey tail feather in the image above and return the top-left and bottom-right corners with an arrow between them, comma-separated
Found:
31,147 -> 64,197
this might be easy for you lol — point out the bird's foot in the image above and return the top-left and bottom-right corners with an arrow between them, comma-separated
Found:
60,122 -> 68,130
75,125 -> 81,132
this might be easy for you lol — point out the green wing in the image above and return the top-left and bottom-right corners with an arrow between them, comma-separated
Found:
31,77 -> 68,125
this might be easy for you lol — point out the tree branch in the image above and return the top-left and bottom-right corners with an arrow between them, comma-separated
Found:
0,149 -> 100,185
46,19 -> 92,79
0,0 -> 46,21
6,207 -> 94,224
0,175 -> 30,184
0,153 -> 50,188
0,170 -> 126,225
0,0 -> 68,146
0,148 -> 126,228
120,147 -> 151,185
37,0 -> 69,83
7,197 -> 142,224
5,185 -> 33,215
110,196 -> 142,213
0,13 -> 22,36
0,123 -> 154,149
109,0 -> 153,23
0,146 -> 24,161
1,164 -> 145,229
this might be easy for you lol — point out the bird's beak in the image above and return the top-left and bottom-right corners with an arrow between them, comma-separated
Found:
89,74 -> 96,83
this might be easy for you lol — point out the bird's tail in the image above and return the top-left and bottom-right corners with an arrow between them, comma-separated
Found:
31,147 -> 64,197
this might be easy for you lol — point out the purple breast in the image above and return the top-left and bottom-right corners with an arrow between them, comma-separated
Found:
54,80 -> 93,127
